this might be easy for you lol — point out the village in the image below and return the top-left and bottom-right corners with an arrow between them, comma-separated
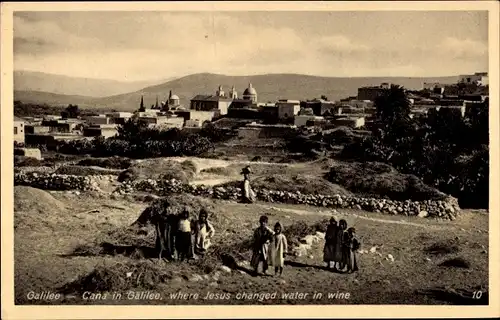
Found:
14,72 -> 489,160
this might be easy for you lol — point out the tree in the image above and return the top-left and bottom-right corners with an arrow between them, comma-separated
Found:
374,85 -> 411,127
65,104 -> 80,118
321,95 -> 329,101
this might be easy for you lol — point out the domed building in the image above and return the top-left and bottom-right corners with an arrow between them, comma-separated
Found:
168,90 -> 180,107
242,83 -> 257,103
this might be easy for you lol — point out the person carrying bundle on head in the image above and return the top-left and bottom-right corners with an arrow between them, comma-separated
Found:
241,166 -> 256,204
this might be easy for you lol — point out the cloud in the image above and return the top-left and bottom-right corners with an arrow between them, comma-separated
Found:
313,35 -> 370,53
13,12 -> 489,80
439,37 -> 488,59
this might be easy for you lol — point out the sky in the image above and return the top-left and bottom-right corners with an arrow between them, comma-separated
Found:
13,11 -> 489,81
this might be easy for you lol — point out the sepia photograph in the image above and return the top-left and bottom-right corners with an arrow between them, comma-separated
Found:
1,1 -> 499,318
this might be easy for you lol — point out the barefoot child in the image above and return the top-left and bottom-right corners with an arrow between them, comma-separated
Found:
270,222 -> 288,276
323,217 -> 337,270
176,208 -> 193,261
343,227 -> 360,273
250,215 -> 274,275
333,219 -> 347,271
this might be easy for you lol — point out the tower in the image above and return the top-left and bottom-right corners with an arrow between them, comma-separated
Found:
229,86 -> 238,99
216,85 -> 225,97
139,95 -> 145,112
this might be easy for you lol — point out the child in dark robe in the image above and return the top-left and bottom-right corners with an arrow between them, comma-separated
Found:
343,227 -> 360,273
323,217 -> 338,270
176,208 -> 193,261
333,219 -> 347,271
250,215 -> 274,276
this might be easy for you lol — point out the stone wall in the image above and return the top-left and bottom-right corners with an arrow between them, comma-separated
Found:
13,173 -> 461,220
14,172 -> 113,191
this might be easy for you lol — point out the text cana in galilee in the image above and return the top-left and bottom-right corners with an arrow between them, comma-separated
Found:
27,290 -> 351,302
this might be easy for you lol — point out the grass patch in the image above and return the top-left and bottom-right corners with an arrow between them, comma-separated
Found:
55,165 -> 122,176
118,159 -> 197,183
77,157 -> 132,169
424,240 -> 460,255
439,257 -> 471,269
325,161 -> 446,201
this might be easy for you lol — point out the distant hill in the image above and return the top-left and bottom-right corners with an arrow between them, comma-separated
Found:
14,70 -> 171,98
14,73 -> 459,111
14,90 -> 95,107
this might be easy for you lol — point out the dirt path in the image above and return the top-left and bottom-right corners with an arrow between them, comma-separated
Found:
253,203 -> 458,230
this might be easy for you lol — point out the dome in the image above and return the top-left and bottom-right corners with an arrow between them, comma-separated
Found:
243,83 -> 257,96
170,94 -> 180,100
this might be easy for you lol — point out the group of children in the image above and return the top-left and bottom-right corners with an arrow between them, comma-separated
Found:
249,215 -> 360,277
323,217 -> 360,273
158,208 -> 216,261
168,210 -> 360,277
250,215 -> 288,276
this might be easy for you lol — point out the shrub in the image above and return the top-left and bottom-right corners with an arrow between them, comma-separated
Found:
77,157 -> 132,169
14,156 -> 42,167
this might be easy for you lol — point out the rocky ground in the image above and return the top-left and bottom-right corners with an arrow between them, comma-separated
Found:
14,181 -> 489,305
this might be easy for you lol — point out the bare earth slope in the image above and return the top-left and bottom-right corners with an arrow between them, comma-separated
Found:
14,187 -> 488,305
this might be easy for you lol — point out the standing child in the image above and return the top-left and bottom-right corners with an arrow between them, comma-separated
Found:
333,219 -> 347,271
250,215 -> 275,276
343,227 -> 360,273
270,222 -> 288,276
323,217 -> 338,270
176,208 -> 193,261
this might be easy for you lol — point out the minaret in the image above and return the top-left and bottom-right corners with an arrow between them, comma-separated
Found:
216,85 -> 225,97
229,86 -> 238,99
139,95 -> 145,112
155,95 -> 159,109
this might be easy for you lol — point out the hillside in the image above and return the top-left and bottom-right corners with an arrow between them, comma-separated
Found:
14,73 -> 459,111
14,90 -> 96,108
14,70 -> 169,98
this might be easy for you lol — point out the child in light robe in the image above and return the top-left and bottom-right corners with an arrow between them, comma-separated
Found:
270,222 -> 288,276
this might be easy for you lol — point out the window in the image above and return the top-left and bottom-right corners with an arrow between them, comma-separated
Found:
14,127 -> 18,135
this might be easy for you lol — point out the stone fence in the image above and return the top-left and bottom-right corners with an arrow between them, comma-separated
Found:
14,173 -> 460,220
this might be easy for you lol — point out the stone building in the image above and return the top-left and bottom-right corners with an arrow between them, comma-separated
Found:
357,83 -> 390,101
14,116 -> 25,145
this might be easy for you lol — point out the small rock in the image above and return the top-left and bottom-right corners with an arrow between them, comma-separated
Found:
387,254 -> 394,262
212,271 -> 221,281
220,265 -> 232,273
189,274 -> 204,282
482,250 -> 487,254
209,281 -> 218,287
171,277 -> 183,283
278,279 -> 286,284
417,210 -> 429,218
425,257 -> 432,262
369,246 -> 377,253
308,255 -> 314,259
